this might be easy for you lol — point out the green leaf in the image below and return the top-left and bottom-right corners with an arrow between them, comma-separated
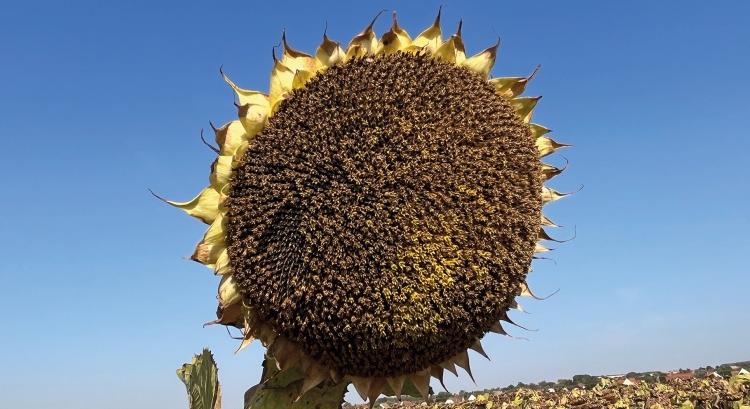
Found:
177,348 -> 221,409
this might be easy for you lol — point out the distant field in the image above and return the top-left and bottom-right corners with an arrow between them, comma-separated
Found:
350,374 -> 750,408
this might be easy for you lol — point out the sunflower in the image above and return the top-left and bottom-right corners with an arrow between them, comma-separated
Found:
160,9 -> 570,404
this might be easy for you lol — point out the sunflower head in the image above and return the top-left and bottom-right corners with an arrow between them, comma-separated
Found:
161,9 -> 571,404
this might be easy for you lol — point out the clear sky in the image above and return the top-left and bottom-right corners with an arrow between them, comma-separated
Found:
1,1 -> 749,408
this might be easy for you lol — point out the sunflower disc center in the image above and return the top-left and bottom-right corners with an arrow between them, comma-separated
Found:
227,52 -> 541,377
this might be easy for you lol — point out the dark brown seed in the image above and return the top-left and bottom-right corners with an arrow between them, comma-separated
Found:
226,52 -> 541,377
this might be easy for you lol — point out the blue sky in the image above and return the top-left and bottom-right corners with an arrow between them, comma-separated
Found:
1,0 -> 749,407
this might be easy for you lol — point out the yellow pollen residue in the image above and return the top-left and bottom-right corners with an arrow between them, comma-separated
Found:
391,212 -> 503,336
392,220 -> 461,334
457,184 -> 478,196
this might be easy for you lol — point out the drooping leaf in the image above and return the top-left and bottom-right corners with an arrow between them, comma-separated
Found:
177,349 -> 221,409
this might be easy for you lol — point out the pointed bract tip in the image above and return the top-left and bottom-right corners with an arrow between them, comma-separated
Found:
319,26 -> 340,52
540,223 -> 575,243
440,380 -> 449,392
365,378 -> 387,406
501,312 -> 538,332
410,370 -> 431,399
321,22 -> 333,44
453,351 -> 475,383
234,333 -> 255,354
532,254 -> 558,264
531,288 -> 562,300
558,155 -> 571,172
531,122 -> 552,134
434,6 -> 443,26
147,188 -> 168,203
351,377 -> 372,401
440,360 -> 459,376
281,30 -> 308,57
485,37 -> 501,58
547,185 -> 583,200
299,364 -> 328,396
200,129 -> 220,154
522,282 -> 552,300
470,339 -> 490,360
368,9 -> 386,30
514,300 -> 530,314
430,366 -> 445,389
489,321 -> 507,335
281,29 -> 290,50
538,227 -> 555,242
528,64 -> 542,81
387,375 -> 405,399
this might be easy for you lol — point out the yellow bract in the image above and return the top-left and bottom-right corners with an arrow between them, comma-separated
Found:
167,187 -> 220,224
316,34 -> 345,67
411,9 -> 443,52
281,32 -> 317,73
512,96 -> 542,123
460,41 -> 499,78
269,57 -> 295,111
347,11 -> 381,55
191,214 -> 226,266
209,156 -> 233,188
379,12 -> 412,54
213,120 -> 246,156
218,275 -> 240,307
